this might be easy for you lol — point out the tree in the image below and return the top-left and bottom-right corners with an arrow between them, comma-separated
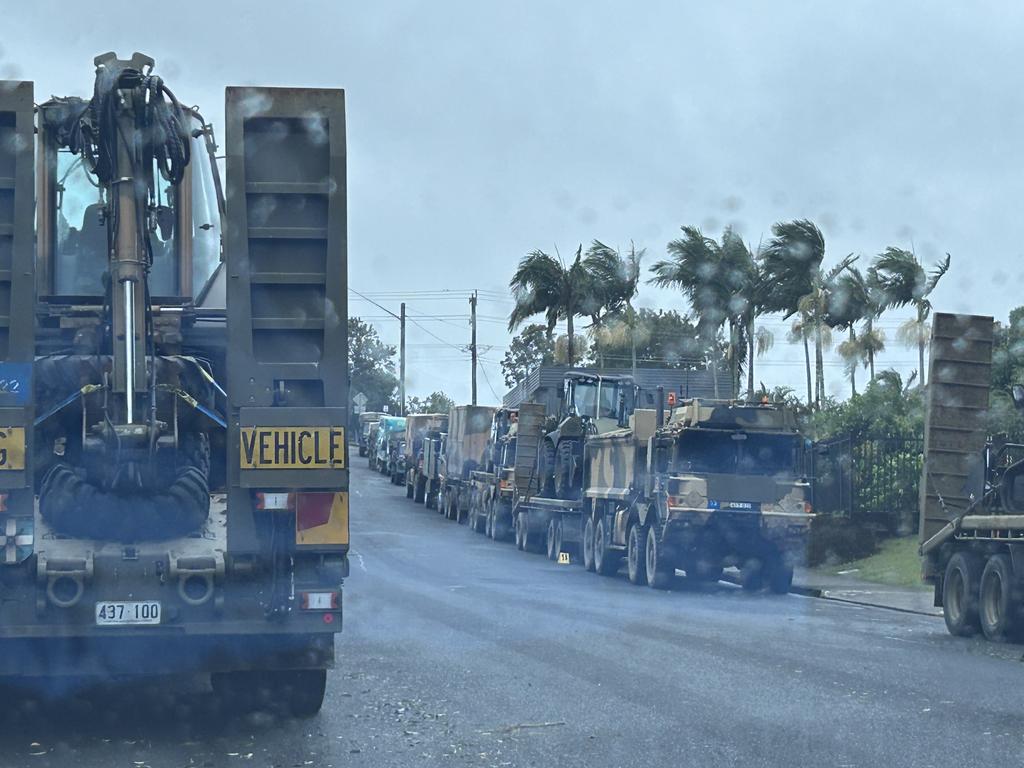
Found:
406,390 -> 455,415
760,219 -> 854,408
586,309 -> 711,369
829,266 -> 873,397
871,248 -> 951,387
582,240 -> 643,370
349,317 -> 399,413
509,246 -> 594,367
650,225 -> 756,398
501,323 -> 555,387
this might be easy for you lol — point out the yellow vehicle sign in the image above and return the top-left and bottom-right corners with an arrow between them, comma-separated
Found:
240,427 -> 345,470
0,427 -> 25,471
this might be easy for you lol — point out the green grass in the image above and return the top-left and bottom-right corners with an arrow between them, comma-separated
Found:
824,536 -> 926,589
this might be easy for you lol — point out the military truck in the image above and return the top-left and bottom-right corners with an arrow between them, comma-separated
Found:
373,415 -> 405,478
466,407 -> 521,538
591,400 -> 811,589
366,421 -> 381,469
422,429 -> 446,510
917,313 -> 1024,641
403,413 -> 448,503
437,406 -> 496,522
0,54 -> 350,713
357,411 -> 385,457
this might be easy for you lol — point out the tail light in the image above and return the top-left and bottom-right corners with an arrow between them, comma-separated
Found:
804,501 -> 813,514
296,492 -> 334,532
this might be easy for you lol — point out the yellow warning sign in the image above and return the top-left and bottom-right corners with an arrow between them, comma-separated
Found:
0,427 -> 25,470
557,552 -> 570,565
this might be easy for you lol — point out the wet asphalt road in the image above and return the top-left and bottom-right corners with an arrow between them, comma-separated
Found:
4,460 -> 1024,768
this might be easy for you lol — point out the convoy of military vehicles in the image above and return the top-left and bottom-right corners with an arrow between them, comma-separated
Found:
372,368 -> 814,592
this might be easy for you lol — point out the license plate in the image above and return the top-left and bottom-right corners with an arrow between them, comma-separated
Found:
95,601 -> 161,626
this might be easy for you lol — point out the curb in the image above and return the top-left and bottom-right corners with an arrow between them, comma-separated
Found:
793,585 -> 941,617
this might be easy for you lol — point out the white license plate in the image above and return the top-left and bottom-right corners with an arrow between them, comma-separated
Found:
95,601 -> 161,626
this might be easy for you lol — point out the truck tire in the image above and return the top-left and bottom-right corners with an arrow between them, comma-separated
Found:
740,558 -> 765,592
494,501 -> 512,541
425,482 -> 437,510
359,447 -> 366,458
767,557 -> 794,595
594,515 -> 619,576
405,479 -> 414,497
627,523 -> 648,585
646,526 -> 674,590
980,553 -> 1017,642
212,668 -> 326,718
539,440 -> 556,497
943,551 -> 983,637
414,476 -> 426,504
484,502 -> 494,538
554,441 -> 579,501
582,516 -> 596,572
546,519 -> 562,561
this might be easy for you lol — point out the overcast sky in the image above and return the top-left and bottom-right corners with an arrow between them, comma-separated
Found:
4,1 -> 1020,404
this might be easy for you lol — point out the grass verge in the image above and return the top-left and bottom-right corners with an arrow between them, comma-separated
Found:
823,536 -> 925,589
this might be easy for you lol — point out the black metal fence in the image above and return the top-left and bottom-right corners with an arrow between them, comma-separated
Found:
811,433 -> 924,533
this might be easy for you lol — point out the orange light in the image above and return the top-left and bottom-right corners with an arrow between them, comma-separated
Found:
667,392 -> 677,407
804,501 -> 813,514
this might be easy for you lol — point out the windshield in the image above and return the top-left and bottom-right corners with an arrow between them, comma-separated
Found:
573,380 -> 598,418
675,431 -> 799,477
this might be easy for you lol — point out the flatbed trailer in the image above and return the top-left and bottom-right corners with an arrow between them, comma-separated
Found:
511,495 -> 583,560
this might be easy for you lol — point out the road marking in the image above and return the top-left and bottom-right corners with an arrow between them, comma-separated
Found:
352,551 -> 367,572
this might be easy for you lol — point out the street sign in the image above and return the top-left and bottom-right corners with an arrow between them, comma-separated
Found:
353,392 -> 368,408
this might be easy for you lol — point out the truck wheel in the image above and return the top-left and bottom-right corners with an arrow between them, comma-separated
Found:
406,480 -> 414,499
546,519 -> 560,560
646,526 -> 673,590
583,516 -> 596,572
212,668 -> 326,718
767,557 -> 794,595
359,447 -> 366,458
494,502 -> 512,541
485,503 -> 494,538
740,558 -> 765,592
515,513 -> 526,550
627,524 -> 648,585
540,441 -> 556,497
943,551 -> 983,636
414,476 -> 426,504
594,516 -> 619,576
980,553 -> 1017,642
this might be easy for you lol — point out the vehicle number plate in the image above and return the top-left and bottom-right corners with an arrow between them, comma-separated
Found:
95,601 -> 161,626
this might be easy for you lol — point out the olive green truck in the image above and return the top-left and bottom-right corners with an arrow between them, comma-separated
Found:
0,54 -> 350,714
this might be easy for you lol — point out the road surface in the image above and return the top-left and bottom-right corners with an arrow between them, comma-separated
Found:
4,461 -> 1023,767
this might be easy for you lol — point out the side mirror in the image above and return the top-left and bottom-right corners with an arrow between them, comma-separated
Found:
1013,384 -> 1024,410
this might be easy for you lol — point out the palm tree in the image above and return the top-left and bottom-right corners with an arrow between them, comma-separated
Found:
871,248 -> 951,387
786,314 -> 816,406
582,240 -> 644,371
760,220 -> 855,408
508,246 -> 593,367
650,225 -> 756,398
828,265 -> 888,392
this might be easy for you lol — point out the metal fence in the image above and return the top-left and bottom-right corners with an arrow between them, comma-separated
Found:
811,433 -> 924,533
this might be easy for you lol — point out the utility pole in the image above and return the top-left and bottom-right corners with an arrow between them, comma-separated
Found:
469,291 -> 478,405
400,302 -> 406,416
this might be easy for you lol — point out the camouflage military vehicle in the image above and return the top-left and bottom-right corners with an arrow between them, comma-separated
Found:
366,421 -> 381,470
467,407 -> 521,539
536,372 -> 635,500
373,416 -> 406,479
422,429 -> 446,510
404,413 -> 449,503
438,406 -> 496,523
578,399 -> 813,591
357,411 -> 385,457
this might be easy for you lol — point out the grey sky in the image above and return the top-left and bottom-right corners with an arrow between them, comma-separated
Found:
4,1 -> 1019,404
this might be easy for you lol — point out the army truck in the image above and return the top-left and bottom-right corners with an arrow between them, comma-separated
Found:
0,54 -> 350,713
422,429 -> 446,510
466,407 -> 521,538
357,411 -> 385,457
917,313 -> 1024,641
373,415 -> 405,478
579,399 -> 812,590
403,413 -> 448,503
366,421 -> 381,469
438,405 -> 496,522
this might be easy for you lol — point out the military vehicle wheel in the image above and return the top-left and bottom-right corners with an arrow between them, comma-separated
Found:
767,559 -> 794,595
515,513 -> 526,550
943,551 -> 983,636
645,526 -> 673,590
425,487 -> 437,510
485,503 -> 494,538
414,476 -> 426,504
594,516 -> 619,576
740,558 -> 765,591
212,668 -> 326,718
980,553 -> 1017,642
546,519 -> 561,560
539,441 -> 557,497
582,516 -> 596,572
494,503 -> 512,541
554,441 -> 579,501
405,481 -> 414,499
359,447 -> 366,458
627,523 -> 648,585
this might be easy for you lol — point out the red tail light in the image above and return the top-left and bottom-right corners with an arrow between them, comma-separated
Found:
296,492 -> 334,531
